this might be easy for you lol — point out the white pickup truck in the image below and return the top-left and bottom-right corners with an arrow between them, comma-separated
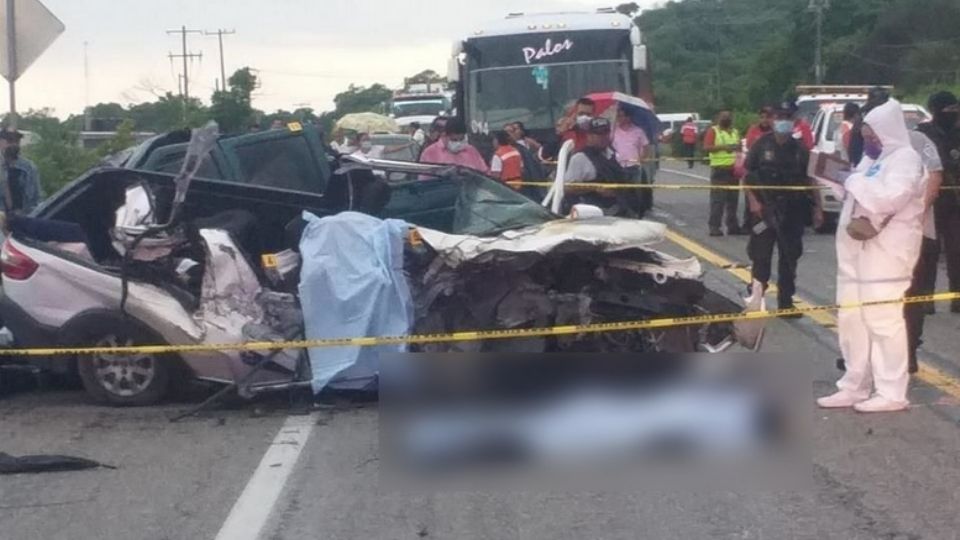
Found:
810,101 -> 931,232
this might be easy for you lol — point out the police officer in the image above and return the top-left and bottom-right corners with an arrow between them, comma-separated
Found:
564,117 -> 630,215
744,104 -> 823,315
916,91 -> 960,314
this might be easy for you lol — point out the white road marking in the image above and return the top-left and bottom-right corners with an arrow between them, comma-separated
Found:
658,167 -> 711,182
215,413 -> 317,540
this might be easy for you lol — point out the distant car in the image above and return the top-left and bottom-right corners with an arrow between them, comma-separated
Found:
810,102 -> 931,232
795,85 -> 894,125
657,113 -> 700,142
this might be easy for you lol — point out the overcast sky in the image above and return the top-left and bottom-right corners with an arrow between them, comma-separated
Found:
8,0 -> 660,118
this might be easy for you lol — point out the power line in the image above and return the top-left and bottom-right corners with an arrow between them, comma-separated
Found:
204,29 -> 236,91
166,26 -> 203,103
875,36 -> 960,49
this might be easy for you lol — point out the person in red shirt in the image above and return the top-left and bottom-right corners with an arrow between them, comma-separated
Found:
745,105 -> 774,150
556,97 -> 595,153
680,117 -> 699,169
490,130 -> 524,184
742,105 -> 775,227
783,101 -> 815,150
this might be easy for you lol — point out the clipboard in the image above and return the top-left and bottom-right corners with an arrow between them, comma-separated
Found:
808,149 -> 852,199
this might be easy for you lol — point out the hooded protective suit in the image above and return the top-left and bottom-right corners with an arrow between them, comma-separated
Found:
835,99 -> 926,405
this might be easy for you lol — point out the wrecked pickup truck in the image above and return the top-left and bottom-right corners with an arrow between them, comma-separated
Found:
0,127 -> 746,405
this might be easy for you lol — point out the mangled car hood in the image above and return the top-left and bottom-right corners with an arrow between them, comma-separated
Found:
417,217 -> 702,280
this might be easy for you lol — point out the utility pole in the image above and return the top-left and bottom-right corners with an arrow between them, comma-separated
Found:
6,0 -> 17,129
205,29 -> 235,91
166,25 -> 203,101
83,41 -> 90,130
809,0 -> 830,85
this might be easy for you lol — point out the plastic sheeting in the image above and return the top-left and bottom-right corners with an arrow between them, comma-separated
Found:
418,216 -> 669,268
299,211 -> 413,393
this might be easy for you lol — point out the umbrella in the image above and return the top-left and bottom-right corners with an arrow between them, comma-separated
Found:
335,112 -> 399,134
583,92 -> 659,143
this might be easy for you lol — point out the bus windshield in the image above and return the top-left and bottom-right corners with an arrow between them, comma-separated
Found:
392,99 -> 446,117
468,60 -> 632,132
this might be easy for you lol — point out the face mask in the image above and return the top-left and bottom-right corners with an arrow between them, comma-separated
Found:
360,141 -> 373,152
773,120 -> 793,135
446,140 -> 465,153
576,115 -> 592,127
864,139 -> 883,160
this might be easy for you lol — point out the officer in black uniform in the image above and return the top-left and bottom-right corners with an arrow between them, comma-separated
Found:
563,117 -> 631,215
916,91 -> 960,313
743,104 -> 823,316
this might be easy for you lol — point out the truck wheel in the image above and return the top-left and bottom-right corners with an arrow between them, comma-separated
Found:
72,316 -> 176,406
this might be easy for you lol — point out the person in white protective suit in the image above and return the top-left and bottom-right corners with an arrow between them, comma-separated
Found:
817,99 -> 927,413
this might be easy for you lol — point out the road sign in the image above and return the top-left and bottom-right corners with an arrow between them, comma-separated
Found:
0,0 -> 64,82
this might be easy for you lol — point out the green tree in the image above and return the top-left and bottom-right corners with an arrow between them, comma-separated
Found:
616,2 -> 640,17
128,93 -> 207,132
405,70 -> 445,85
332,83 -> 393,117
209,67 -> 258,133
95,119 -> 137,158
635,0 -> 955,116
18,110 -> 99,195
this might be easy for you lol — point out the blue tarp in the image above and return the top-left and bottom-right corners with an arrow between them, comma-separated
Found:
299,211 -> 413,393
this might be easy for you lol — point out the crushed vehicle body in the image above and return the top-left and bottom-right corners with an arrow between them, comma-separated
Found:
0,144 -> 748,405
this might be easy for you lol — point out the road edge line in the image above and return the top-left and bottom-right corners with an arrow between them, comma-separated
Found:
664,228 -> 960,401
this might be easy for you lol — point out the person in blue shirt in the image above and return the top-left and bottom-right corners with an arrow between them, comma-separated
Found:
0,129 -> 42,214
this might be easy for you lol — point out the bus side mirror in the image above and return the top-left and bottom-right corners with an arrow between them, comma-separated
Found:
633,45 -> 647,71
447,57 -> 460,82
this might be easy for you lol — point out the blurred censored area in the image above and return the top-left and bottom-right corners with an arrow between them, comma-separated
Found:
381,353 -> 810,492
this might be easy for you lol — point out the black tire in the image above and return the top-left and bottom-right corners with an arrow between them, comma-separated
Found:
68,313 -> 176,406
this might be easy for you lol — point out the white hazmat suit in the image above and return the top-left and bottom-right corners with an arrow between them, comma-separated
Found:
828,99 -> 926,411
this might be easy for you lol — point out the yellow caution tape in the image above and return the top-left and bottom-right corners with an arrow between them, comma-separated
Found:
3,292 -> 958,358
508,181 -> 823,191
508,181 -> 960,191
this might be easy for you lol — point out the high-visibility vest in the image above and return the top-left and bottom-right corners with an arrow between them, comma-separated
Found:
709,127 -> 740,168
494,145 -> 523,181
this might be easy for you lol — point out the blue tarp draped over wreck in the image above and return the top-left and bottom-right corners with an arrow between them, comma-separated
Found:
299,211 -> 413,393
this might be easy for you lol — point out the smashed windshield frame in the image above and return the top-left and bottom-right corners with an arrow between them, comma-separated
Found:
379,165 -> 557,236
468,60 -> 632,132
450,170 -> 557,235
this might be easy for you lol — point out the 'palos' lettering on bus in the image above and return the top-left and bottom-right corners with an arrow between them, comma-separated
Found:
522,38 -> 574,64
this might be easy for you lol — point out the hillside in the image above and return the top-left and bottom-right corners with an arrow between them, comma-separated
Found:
636,0 -> 960,114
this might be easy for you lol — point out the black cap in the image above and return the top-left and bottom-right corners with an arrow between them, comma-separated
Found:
0,128 -> 23,142
928,91 -> 959,114
587,117 -> 611,134
774,101 -> 797,117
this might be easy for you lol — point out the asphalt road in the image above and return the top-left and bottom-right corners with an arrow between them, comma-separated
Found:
3,164 -> 960,540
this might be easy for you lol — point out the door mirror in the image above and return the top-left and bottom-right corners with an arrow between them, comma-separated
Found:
632,45 -> 647,71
